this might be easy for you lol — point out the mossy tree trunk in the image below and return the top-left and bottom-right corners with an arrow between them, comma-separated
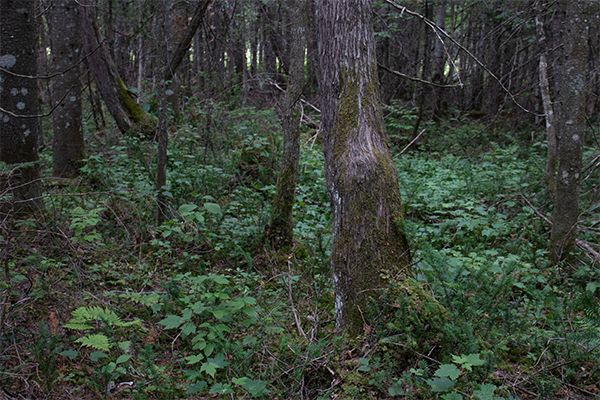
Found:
0,0 -> 42,213
81,2 -> 155,136
316,0 -> 411,334
549,0 -> 589,263
266,0 -> 306,249
48,0 -> 85,178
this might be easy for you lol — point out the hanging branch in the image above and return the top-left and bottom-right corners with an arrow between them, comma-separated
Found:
378,64 -> 461,88
384,0 -> 544,117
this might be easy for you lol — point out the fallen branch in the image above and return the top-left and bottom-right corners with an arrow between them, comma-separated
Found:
287,260 -> 308,341
399,129 -> 426,155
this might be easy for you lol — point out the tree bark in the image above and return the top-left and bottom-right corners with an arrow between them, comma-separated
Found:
317,0 -> 411,334
550,0 -> 589,263
48,0 -> 85,178
266,0 -> 306,249
535,5 -> 557,198
431,0 -> 447,119
81,1 -> 155,136
0,0 -> 42,213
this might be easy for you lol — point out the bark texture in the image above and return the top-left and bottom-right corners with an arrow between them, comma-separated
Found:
81,2 -> 155,136
550,0 -> 589,263
316,0 -> 411,334
266,0 -> 306,249
0,0 -> 42,212
535,6 -> 557,197
48,0 -> 85,178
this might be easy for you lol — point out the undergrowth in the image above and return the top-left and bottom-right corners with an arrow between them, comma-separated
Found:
0,103 -> 598,399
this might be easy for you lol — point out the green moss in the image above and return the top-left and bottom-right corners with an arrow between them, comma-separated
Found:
117,78 -> 156,136
328,66 -> 414,335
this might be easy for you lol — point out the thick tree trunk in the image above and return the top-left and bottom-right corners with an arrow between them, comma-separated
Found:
317,0 -> 411,334
550,0 -> 588,263
48,0 -> 85,178
81,2 -> 155,136
0,0 -> 42,212
266,0 -> 306,249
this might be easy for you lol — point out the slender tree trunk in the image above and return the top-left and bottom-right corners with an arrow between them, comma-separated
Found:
0,0 -> 42,212
48,0 -> 85,178
317,0 -> 411,334
413,0 -> 432,137
266,0 -> 306,249
431,0 -> 447,119
156,0 -> 212,223
535,6 -> 557,197
550,0 -> 589,263
81,1 -> 155,136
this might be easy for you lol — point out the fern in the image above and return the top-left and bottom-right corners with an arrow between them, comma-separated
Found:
65,306 -> 140,331
76,334 -> 111,351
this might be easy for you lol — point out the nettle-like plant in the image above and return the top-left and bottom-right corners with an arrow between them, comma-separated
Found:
383,353 -> 506,399
142,272 -> 270,397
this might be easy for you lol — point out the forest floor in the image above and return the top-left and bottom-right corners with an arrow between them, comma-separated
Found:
0,104 -> 598,399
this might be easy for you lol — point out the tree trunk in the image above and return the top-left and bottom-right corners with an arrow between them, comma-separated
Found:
156,0 -> 212,223
0,0 -> 43,212
317,0 -> 411,334
48,0 -> 85,178
431,0 -> 447,119
266,0 -> 306,249
550,0 -> 589,263
535,5 -> 557,197
81,1 -> 155,136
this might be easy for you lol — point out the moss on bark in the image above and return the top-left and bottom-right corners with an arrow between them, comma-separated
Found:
117,78 -> 156,137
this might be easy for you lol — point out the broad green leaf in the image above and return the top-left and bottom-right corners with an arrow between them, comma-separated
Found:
159,314 -> 184,329
118,340 -> 131,352
451,353 -> 486,371
442,393 -> 464,400
59,349 -> 78,360
181,322 -> 197,337
116,354 -> 131,364
186,381 -> 208,395
89,351 -> 108,362
357,357 -> 371,372
241,379 -> 270,397
185,354 -> 204,365
178,203 -> 198,215
209,383 -> 232,395
200,362 -> 217,378
435,364 -> 461,380
474,383 -> 497,400
203,202 -> 222,216
211,275 -> 229,285
427,377 -> 455,393
388,379 -> 405,396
